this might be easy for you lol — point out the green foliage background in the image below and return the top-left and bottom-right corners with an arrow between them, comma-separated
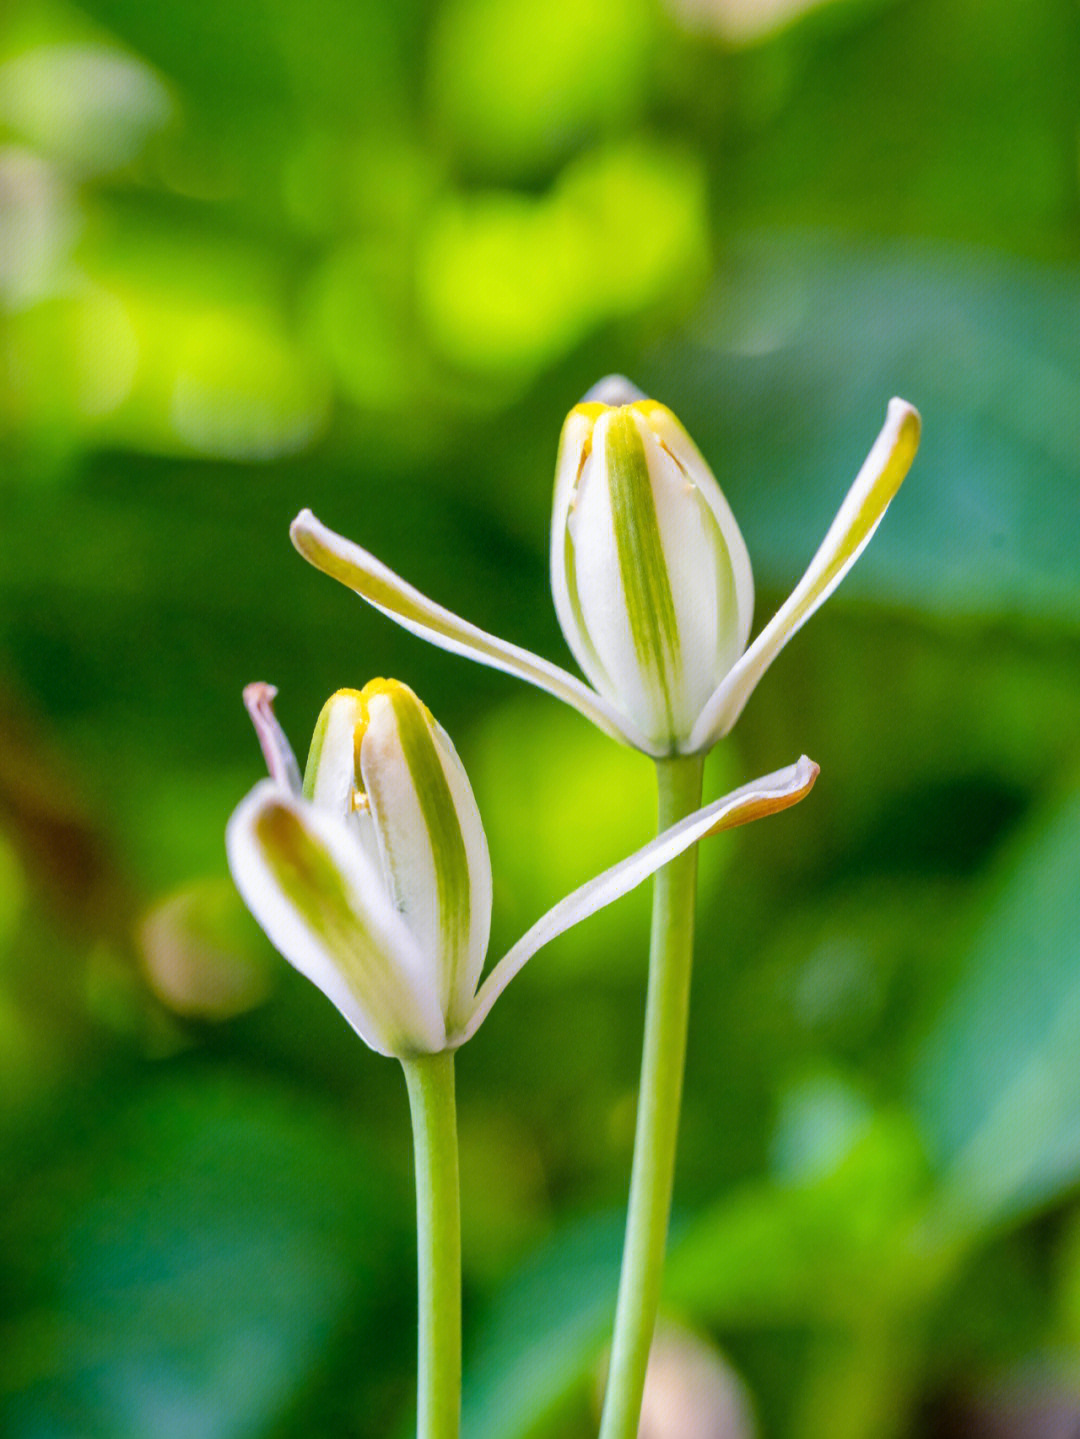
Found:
1,0 -> 1079,1434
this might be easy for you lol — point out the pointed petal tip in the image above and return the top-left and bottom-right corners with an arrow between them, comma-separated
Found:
579,374 -> 648,407
887,396 -> 921,450
797,754 -> 821,787
704,753 -> 819,835
868,398 -> 921,512
289,507 -> 320,552
889,395 -> 920,421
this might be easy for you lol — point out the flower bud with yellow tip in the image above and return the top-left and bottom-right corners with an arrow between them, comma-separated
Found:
227,681 -> 819,1057
290,380 -> 919,756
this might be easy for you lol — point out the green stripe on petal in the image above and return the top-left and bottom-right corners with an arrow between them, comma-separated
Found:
256,805 -> 393,1003
302,688 -> 365,806
301,700 -> 333,801
552,409 -> 621,702
391,688 -> 472,1016
605,409 -> 682,736
254,806 -> 422,1049
359,682 -> 480,1028
227,784 -> 445,1056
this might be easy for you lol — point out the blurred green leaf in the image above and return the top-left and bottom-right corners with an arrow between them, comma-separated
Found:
0,1067 -> 404,1439
77,0 -> 418,118
462,1111 -> 930,1439
911,782 -> 1080,1237
462,1212 -> 622,1439
660,232 -> 1080,629
417,140 -> 708,381
0,43 -> 171,174
667,1107 -> 930,1325
725,0 -> 1077,249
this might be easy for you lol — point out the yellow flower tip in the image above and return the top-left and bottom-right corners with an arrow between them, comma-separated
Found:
864,397 -> 921,515
356,677 -> 394,704
567,375 -> 657,433
889,396 -> 922,470
568,397 -> 667,426
358,676 -> 425,717
356,677 -> 438,743
570,401 -> 610,423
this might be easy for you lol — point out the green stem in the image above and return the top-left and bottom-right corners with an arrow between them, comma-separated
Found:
402,1050 -> 461,1439
599,753 -> 706,1439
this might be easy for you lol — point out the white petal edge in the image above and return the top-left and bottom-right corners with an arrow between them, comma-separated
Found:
455,755 -> 819,1043
550,408 -> 614,707
686,399 -> 920,753
642,403 -> 756,658
361,687 -> 493,1032
291,510 -> 660,755
426,713 -> 493,1030
226,780 -> 447,1056
243,683 -> 302,794
305,689 -> 366,812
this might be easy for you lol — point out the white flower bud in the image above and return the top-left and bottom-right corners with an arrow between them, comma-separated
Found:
304,681 -> 492,1036
289,384 -> 918,757
551,389 -> 754,751
227,684 -> 819,1057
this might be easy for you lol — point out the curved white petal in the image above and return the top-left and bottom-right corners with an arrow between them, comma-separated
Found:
638,402 -> 755,658
360,683 -> 492,1033
304,689 -> 365,811
243,683 -> 302,794
456,755 -> 820,1043
291,510 -> 659,754
550,406 -> 611,698
302,689 -> 385,870
638,410 -> 747,729
687,399 -> 920,753
226,780 -> 446,1056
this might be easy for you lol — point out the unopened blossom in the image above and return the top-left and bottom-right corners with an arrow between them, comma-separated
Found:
289,381 -> 919,756
227,680 -> 818,1057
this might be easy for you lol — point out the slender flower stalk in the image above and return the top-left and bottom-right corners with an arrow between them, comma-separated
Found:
600,754 -> 703,1439
402,1051 -> 461,1439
